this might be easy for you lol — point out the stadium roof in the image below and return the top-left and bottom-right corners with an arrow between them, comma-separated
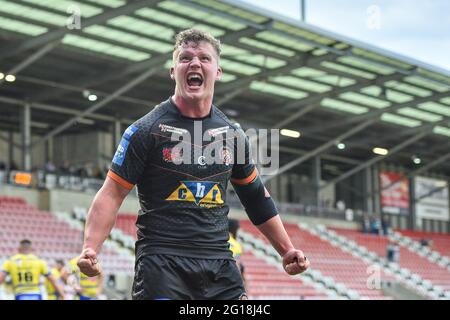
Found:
1,0 -> 450,182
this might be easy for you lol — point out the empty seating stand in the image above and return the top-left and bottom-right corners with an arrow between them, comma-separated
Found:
400,230 -> 450,258
331,228 -> 450,293
242,251 -> 328,300
114,214 -> 138,240
0,196 -> 134,276
240,220 -> 392,299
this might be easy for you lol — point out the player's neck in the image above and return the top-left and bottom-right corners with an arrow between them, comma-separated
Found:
172,94 -> 212,118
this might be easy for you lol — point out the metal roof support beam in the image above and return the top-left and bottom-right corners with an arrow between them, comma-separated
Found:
30,56 -> 167,103
0,132 -> 21,150
216,53 -> 335,95
31,66 -> 160,149
0,0 -> 160,59
97,27 -> 259,84
206,53 -> 334,110
0,41 -> 58,85
219,0 -> 450,86
0,96 -> 134,125
208,0 -> 449,88
19,74 -> 154,107
175,0 -> 269,31
271,72 -> 404,128
320,126 -> 435,189
273,104 -> 317,129
282,72 -> 404,111
413,151 -> 450,176
22,104 -> 31,171
8,131 -> 14,171
263,119 -> 374,183
179,0 -> 349,57
30,26 -> 258,103
303,90 -> 450,135
275,145 -> 361,165
215,87 -> 248,106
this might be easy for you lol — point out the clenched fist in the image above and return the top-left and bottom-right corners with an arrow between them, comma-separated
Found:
77,248 -> 102,277
282,249 -> 309,275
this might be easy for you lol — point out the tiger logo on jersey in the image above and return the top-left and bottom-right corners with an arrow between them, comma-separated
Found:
166,181 -> 224,207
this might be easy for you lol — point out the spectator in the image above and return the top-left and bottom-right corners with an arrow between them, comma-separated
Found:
92,167 -> 105,180
45,161 -> 56,173
386,241 -> 395,262
336,200 -> 346,211
59,160 -> 71,175
420,239 -> 433,249
362,213 -> 371,234
381,215 -> 390,235
76,165 -> 88,178
0,161 -> 5,170
345,208 -> 354,221
10,161 -> 18,171
370,216 -> 381,235
393,243 -> 400,262
386,241 -> 400,263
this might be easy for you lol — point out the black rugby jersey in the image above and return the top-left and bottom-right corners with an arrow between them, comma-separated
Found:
109,98 -> 256,260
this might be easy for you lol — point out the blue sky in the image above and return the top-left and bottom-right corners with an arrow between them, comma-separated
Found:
240,0 -> 450,72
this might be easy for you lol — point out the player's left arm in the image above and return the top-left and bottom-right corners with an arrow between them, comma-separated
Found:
256,215 -> 309,275
232,171 -> 309,275
231,129 -> 308,275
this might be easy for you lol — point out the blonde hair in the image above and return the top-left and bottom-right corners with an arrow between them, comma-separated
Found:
173,29 -> 221,61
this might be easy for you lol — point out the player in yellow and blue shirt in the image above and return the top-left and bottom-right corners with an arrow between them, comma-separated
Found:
0,239 -> 64,300
44,259 -> 68,300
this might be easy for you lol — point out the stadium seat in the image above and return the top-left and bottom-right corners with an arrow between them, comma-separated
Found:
0,196 -> 134,278
240,221 -> 393,299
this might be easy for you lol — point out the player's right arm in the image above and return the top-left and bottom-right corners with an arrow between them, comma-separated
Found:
78,177 -> 130,276
78,120 -> 152,277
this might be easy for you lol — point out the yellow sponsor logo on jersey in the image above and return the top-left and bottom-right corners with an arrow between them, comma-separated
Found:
166,181 -> 224,207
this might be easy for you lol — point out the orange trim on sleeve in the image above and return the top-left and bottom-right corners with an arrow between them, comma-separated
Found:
231,168 -> 258,185
107,170 -> 134,190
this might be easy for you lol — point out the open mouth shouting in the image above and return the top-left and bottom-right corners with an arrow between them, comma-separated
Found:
186,72 -> 204,90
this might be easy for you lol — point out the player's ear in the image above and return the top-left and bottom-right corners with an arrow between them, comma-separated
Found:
170,67 -> 175,80
216,66 -> 222,81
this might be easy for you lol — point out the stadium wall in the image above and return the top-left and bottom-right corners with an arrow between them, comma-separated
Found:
48,188 -> 140,214
0,185 -> 140,214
